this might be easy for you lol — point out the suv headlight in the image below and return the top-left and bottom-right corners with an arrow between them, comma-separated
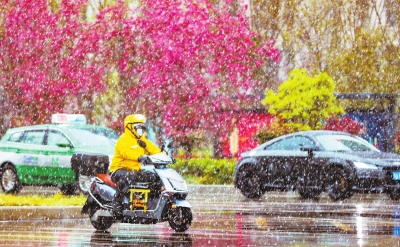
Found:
353,161 -> 378,170
169,179 -> 188,191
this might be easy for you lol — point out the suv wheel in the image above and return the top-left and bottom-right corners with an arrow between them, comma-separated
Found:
58,184 -> 77,195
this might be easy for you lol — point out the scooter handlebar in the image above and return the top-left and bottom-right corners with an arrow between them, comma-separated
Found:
138,155 -> 151,163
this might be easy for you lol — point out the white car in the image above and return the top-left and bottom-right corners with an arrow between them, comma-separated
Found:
0,114 -> 116,195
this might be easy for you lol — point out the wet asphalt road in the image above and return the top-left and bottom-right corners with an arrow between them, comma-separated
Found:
1,186 -> 400,246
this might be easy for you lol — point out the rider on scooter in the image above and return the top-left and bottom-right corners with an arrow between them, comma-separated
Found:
109,114 -> 162,213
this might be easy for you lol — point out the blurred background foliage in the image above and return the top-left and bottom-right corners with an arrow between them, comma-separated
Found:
252,0 -> 400,94
170,158 -> 236,185
0,193 -> 86,206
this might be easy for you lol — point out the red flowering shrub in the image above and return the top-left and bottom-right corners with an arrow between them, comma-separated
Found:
323,115 -> 361,135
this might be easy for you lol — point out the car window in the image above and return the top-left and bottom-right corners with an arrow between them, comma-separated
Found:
20,130 -> 46,145
315,134 -> 378,152
7,131 -> 23,142
47,131 -> 71,146
265,136 -> 316,151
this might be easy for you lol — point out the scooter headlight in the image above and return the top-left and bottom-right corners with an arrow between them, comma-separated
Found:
168,178 -> 188,191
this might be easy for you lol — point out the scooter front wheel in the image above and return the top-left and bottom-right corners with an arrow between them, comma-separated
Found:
168,207 -> 192,232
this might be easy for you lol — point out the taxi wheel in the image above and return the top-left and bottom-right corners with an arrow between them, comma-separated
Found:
76,173 -> 93,195
58,184 -> 77,195
1,164 -> 21,194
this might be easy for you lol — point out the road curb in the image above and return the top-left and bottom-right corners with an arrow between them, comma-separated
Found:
2,185 -> 398,221
188,184 -> 236,194
0,206 -> 83,221
0,185 -> 235,221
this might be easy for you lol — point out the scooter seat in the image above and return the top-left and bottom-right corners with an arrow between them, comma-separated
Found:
96,173 -> 118,188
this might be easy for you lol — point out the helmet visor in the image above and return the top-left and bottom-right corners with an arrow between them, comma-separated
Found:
134,123 -> 146,137
133,123 -> 147,137
133,123 -> 147,131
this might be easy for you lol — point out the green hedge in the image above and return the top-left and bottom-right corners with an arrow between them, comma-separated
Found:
170,158 -> 236,185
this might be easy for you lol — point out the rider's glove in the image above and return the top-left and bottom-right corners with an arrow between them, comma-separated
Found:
138,155 -> 150,163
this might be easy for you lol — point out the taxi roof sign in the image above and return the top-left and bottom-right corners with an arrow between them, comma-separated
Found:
51,114 -> 87,124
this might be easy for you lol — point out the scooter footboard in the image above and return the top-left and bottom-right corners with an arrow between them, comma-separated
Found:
125,198 -> 192,221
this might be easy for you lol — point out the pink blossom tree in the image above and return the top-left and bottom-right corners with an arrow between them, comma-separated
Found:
0,0 -> 107,128
95,0 -> 280,155
1,0 -> 280,157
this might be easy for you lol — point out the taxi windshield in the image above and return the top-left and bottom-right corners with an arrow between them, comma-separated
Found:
68,128 -> 115,147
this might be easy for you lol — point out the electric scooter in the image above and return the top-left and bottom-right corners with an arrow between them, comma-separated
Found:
81,142 -> 192,232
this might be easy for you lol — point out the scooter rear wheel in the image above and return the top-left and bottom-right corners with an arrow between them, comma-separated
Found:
89,204 -> 113,230
168,207 -> 192,232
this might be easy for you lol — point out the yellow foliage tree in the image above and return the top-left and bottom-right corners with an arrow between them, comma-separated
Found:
263,68 -> 344,133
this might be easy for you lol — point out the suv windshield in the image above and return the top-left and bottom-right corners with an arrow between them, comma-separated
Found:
315,134 -> 379,152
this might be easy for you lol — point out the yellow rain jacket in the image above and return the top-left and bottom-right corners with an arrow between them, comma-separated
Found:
109,128 -> 161,172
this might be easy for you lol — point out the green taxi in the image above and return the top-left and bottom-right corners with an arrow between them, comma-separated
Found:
0,114 -> 117,195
